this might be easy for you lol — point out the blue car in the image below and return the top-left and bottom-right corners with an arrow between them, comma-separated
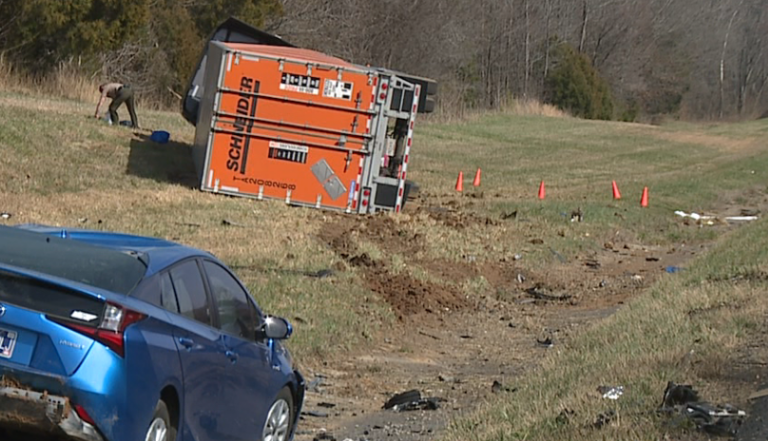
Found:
0,224 -> 304,441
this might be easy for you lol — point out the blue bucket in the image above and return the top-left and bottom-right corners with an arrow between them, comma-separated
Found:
150,130 -> 170,144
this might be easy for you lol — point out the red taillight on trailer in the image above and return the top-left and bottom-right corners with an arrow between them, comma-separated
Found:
361,187 -> 372,209
51,303 -> 146,358
378,80 -> 390,103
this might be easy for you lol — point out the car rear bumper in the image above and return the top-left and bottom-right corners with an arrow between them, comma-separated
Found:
0,386 -> 104,441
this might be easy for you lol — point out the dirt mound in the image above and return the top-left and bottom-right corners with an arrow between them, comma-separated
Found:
318,215 -> 471,319
363,266 -> 468,319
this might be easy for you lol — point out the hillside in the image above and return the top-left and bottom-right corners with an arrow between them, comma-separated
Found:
1,92 -> 768,440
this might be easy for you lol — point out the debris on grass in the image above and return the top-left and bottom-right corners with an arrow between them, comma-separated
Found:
570,207 -> 583,223
312,430 -> 337,441
584,259 -> 601,270
525,285 -> 572,302
301,410 -> 329,418
382,389 -> 442,412
725,216 -> 759,222
419,330 -> 441,340
536,337 -> 554,348
500,210 -> 517,220
221,219 -> 246,227
675,211 -> 715,221
658,381 -> 746,437
491,380 -> 516,394
675,210 -> 759,225
597,385 -> 624,400
660,382 -> 699,407
438,374 -> 456,383
593,410 -> 616,429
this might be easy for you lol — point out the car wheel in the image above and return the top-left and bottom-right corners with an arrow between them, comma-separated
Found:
145,400 -> 174,441
262,387 -> 294,441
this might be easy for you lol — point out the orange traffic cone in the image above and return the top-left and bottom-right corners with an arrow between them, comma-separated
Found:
640,187 -> 649,207
455,172 -> 464,192
538,181 -> 546,199
612,181 -> 622,200
473,168 -> 482,187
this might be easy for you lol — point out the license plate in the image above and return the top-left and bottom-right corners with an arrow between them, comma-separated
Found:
0,328 -> 17,359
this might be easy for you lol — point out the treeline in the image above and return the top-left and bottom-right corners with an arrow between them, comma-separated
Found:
270,0 -> 768,121
1,0 -> 767,121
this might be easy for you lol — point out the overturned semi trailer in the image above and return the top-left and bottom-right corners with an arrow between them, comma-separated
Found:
181,18 -> 438,214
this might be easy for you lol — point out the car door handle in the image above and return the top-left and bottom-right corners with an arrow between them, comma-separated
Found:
225,350 -> 239,364
178,337 -> 195,349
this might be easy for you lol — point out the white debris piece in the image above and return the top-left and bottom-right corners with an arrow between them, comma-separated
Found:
674,211 -> 714,221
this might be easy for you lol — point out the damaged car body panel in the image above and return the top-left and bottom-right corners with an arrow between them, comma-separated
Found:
0,224 -> 305,441
0,385 -> 101,441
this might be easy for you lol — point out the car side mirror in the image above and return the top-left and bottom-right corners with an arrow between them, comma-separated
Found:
258,316 -> 292,340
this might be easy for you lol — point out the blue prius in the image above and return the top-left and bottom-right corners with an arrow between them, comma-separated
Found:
0,224 -> 304,441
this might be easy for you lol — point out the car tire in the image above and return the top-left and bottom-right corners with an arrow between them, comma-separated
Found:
261,386 -> 294,441
144,400 -> 174,441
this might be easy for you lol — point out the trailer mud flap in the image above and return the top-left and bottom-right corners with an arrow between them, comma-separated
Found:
311,159 -> 347,200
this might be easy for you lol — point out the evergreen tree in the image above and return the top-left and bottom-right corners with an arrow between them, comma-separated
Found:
545,43 -> 614,120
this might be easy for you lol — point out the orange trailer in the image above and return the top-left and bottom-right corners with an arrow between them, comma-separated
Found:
192,41 -> 422,214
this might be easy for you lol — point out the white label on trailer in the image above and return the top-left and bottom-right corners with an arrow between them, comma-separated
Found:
323,79 -> 354,100
280,73 -> 320,95
386,138 -> 396,156
269,141 -> 309,164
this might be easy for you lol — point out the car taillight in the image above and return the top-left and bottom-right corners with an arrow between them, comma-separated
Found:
74,404 -> 97,426
53,303 -> 146,358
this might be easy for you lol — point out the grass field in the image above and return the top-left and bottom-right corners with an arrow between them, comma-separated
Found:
443,217 -> 768,441
1,90 -> 767,439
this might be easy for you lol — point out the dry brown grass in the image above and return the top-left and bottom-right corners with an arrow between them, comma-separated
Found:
0,56 -> 98,103
652,131 -> 763,155
0,57 -> 175,111
505,98 -> 571,118
422,98 -> 569,126
442,212 -> 768,441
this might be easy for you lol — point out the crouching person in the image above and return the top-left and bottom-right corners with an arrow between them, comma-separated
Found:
94,82 -> 140,130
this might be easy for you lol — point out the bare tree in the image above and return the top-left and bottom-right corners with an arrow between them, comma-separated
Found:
719,3 -> 742,118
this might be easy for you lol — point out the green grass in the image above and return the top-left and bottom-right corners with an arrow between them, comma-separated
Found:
442,216 -> 768,441
1,90 -> 767,379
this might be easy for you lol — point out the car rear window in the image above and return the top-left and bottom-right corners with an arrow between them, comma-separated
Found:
0,271 -> 105,326
0,226 -> 147,295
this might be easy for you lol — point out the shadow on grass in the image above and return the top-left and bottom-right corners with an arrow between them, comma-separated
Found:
128,133 -> 199,188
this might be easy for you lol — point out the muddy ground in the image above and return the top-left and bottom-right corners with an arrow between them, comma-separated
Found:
293,192 -> 767,441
